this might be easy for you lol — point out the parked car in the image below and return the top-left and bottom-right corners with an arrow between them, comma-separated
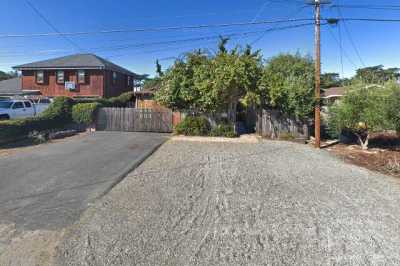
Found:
0,99 -> 37,120
30,98 -> 51,114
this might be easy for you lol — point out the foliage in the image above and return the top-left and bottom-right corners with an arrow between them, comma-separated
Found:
155,39 -> 263,113
0,97 -> 75,141
155,59 -> 163,77
75,92 -> 135,107
41,97 -> 75,123
210,122 -> 237,138
72,103 -> 101,125
327,82 -> 393,149
259,53 -> 315,121
385,82 -> 400,134
0,70 -> 17,81
321,72 -> 342,88
353,65 -> 400,84
174,116 -> 211,136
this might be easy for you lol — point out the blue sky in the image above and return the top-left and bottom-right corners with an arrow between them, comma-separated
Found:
0,0 -> 399,78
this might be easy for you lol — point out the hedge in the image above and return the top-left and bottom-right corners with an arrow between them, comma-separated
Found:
209,123 -> 237,138
72,102 -> 101,125
0,97 -> 75,141
175,116 -> 211,136
0,92 -> 134,142
74,91 -> 135,107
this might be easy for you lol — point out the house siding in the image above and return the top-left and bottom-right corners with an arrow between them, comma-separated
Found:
21,69 -> 105,97
103,70 -> 133,98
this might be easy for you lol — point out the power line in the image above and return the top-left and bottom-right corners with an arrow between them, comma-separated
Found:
331,4 -> 400,11
337,21 -> 344,77
0,18 -> 316,38
326,25 -> 358,68
24,0 -> 84,52
0,23 -> 313,60
251,5 -> 308,45
334,5 -> 366,67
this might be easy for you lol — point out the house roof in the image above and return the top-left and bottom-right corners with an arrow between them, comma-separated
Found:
13,53 -> 145,78
0,77 -> 22,95
322,87 -> 345,98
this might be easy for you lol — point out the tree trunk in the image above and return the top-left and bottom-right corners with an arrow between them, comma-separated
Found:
355,132 -> 369,150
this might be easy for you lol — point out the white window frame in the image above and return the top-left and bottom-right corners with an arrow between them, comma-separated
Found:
36,70 -> 44,84
112,72 -> 117,84
77,70 -> 86,84
57,71 -> 64,84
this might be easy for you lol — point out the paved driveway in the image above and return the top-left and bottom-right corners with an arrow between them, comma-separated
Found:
0,132 -> 168,231
57,139 -> 400,265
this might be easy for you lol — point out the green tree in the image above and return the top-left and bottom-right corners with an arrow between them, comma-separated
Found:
353,65 -> 400,84
0,70 -> 16,81
259,53 -> 315,121
385,81 -> 400,134
328,82 -> 393,149
155,40 -> 262,115
321,72 -> 342,88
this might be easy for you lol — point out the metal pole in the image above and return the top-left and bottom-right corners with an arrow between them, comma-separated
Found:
314,0 -> 321,148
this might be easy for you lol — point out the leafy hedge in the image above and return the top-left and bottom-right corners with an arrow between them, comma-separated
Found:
0,97 -> 75,141
72,103 -> 101,125
175,116 -> 211,136
210,123 -> 237,138
75,92 -> 135,107
175,116 -> 237,138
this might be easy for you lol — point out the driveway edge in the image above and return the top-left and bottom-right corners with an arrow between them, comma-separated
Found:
97,138 -> 168,199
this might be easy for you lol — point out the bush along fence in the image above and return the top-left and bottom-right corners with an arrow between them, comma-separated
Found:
0,92 -> 135,144
256,109 -> 310,140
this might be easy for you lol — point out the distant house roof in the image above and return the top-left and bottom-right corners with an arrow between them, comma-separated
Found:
0,77 -> 22,96
13,53 -> 146,78
322,87 -> 345,99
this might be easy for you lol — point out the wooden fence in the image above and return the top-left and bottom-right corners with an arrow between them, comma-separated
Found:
256,109 -> 309,139
96,108 -> 173,133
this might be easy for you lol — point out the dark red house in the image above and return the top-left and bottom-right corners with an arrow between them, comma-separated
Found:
13,54 -> 145,98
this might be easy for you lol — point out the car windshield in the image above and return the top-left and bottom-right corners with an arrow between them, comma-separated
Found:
0,101 -> 12,109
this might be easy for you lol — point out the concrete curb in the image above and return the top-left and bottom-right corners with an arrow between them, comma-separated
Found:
97,138 -> 168,199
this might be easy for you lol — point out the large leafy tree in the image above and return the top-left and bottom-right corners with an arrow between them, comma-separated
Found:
259,53 -> 315,121
328,82 -> 397,149
353,65 -> 400,84
155,40 -> 262,114
321,72 -> 342,88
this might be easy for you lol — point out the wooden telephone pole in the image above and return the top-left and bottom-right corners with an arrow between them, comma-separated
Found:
314,0 -> 321,148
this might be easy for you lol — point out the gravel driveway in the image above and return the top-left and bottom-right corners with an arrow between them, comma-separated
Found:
57,139 -> 400,265
0,132 -> 168,265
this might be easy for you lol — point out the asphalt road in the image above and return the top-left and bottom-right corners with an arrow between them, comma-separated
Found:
0,132 -> 168,231
57,139 -> 400,265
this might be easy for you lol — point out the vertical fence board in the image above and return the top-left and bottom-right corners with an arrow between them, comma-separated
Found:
96,108 -> 173,133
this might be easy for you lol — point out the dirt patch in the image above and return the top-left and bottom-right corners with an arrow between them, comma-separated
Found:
327,143 -> 400,178
0,224 -> 64,266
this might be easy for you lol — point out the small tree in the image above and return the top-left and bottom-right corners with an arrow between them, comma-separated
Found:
385,81 -> 400,135
328,83 -> 391,149
259,53 -> 315,121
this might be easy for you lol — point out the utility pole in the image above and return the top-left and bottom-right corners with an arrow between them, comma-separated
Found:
314,0 -> 321,148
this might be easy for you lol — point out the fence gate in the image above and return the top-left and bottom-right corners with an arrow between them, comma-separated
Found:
96,108 -> 173,133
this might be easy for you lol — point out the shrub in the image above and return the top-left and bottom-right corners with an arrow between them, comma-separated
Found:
0,96 -> 74,142
175,116 -> 211,136
74,92 -> 135,107
41,96 -> 75,123
72,103 -> 101,125
210,123 -> 237,138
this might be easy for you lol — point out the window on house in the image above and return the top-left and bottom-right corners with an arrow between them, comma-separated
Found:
77,70 -> 86,84
36,71 -> 44,84
127,76 -> 131,86
112,72 -> 117,84
57,71 -> 64,84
